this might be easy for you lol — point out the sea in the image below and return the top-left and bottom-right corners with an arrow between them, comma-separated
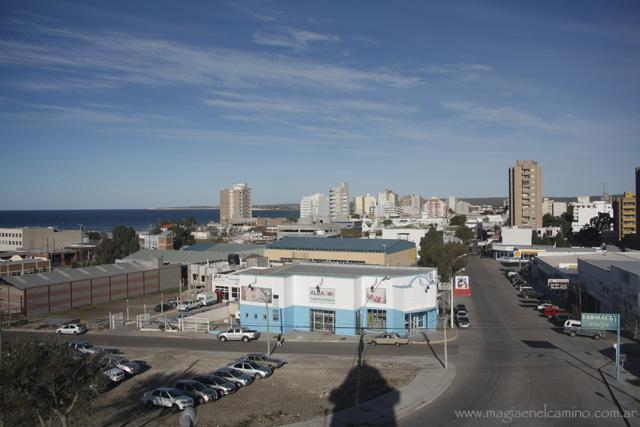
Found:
0,209 -> 299,233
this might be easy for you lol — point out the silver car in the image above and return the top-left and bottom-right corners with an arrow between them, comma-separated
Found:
192,374 -> 237,395
143,387 -> 193,411
229,360 -> 272,379
104,355 -> 142,375
213,368 -> 253,387
174,380 -> 218,404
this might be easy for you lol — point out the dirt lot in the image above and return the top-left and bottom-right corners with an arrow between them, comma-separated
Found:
89,347 -> 418,427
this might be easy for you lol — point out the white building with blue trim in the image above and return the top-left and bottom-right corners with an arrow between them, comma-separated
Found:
214,263 -> 439,336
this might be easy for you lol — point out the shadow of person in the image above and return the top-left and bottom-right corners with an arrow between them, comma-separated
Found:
328,362 -> 400,427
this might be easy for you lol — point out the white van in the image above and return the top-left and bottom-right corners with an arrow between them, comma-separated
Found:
196,292 -> 217,306
564,319 -> 581,328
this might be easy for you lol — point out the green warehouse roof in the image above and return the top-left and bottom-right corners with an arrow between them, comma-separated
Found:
267,237 -> 415,254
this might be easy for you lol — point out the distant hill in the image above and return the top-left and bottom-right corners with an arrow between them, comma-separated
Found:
458,194 -> 622,207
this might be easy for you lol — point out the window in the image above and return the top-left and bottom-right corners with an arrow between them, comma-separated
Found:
263,314 -> 267,320
273,311 -> 279,322
201,275 -> 205,282
231,287 -> 239,300
245,312 -> 248,318
254,314 -> 257,319
367,309 -> 387,330
192,274 -> 197,281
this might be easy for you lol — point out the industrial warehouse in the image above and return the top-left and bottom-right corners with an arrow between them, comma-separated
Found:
213,263 -> 439,336
0,259 -> 180,316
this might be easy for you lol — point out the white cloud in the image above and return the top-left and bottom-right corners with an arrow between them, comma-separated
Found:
253,26 -> 340,52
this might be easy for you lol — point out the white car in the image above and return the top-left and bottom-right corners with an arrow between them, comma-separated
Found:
537,302 -> 553,311
66,341 -> 98,354
143,387 -> 194,411
177,300 -> 201,312
56,323 -> 88,335
104,367 -> 126,383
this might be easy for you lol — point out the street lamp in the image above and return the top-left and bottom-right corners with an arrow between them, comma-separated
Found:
355,275 -> 390,425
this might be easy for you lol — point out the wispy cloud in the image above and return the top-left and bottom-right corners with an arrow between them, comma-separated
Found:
253,26 -> 340,52
0,21 -> 417,92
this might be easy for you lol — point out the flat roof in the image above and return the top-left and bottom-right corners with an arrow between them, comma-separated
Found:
0,258 -> 50,266
267,237 -> 415,254
579,253 -> 640,275
185,243 -> 265,253
1,261 -> 158,290
238,263 -> 435,279
124,247 -> 264,265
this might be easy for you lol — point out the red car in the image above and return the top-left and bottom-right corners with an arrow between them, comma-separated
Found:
543,305 -> 560,319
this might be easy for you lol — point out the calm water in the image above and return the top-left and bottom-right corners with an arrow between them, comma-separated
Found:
0,209 -> 299,232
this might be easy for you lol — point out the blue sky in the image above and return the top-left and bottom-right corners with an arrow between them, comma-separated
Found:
1,0 -> 639,209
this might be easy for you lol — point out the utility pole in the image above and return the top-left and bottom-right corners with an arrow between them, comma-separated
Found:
266,299 -> 270,355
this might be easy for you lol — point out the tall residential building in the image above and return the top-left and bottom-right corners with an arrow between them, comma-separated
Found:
636,167 -> 640,238
509,160 -> 543,228
329,182 -> 350,221
613,192 -> 636,241
577,195 -> 591,205
377,189 -> 399,218
354,194 -> 377,218
400,194 -> 422,217
552,201 -> 568,217
541,198 -> 553,216
300,193 -> 330,224
447,196 -> 456,213
220,183 -> 252,224
571,200 -> 613,233
423,197 -> 447,218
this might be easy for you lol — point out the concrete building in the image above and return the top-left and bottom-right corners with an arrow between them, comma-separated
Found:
422,197 -> 446,219
542,198 -> 553,217
265,237 -> 417,266
400,194 -> 422,217
0,259 -> 181,316
0,228 -> 23,251
455,201 -> 472,215
0,227 -> 85,252
552,201 -> 568,217
300,193 -> 330,224
447,196 -> 456,213
509,160 -> 543,229
0,257 -> 51,278
220,183 -> 252,224
354,194 -> 377,218
577,195 -> 591,205
613,192 -> 636,241
376,189 -> 399,218
637,167 -> 640,238
329,183 -> 350,222
228,263 -> 438,336
139,230 -> 174,250
501,227 -> 532,246
571,200 -> 613,233
381,228 -> 431,259
276,223 -> 347,239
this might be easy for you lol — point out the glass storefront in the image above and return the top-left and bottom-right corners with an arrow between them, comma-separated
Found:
310,309 -> 335,333
367,309 -> 387,330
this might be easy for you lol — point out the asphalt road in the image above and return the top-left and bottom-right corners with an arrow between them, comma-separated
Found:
401,255 -> 638,427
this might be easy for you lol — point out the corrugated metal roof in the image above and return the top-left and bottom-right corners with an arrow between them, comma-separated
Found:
238,262 -> 435,279
185,243 -> 265,252
123,247 -> 265,265
1,261 -> 157,290
267,237 -> 415,254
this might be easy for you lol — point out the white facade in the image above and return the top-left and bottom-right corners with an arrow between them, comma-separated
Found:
455,201 -> 472,215
422,197 -> 446,219
382,228 -> 430,259
501,227 -> 533,246
571,201 -> 613,232
329,183 -> 350,221
542,198 -> 553,216
300,193 -> 330,223
231,263 -> 439,336
377,189 -> 399,218
447,196 -> 456,213
552,201 -> 567,217
0,228 -> 24,251
576,195 -> 590,205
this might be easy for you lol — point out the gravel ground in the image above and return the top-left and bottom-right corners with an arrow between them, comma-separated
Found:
89,346 -> 418,427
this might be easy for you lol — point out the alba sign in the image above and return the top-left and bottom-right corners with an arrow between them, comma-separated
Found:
309,287 -> 335,304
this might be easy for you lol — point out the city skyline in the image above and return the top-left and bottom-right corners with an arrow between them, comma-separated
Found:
1,1 -> 640,209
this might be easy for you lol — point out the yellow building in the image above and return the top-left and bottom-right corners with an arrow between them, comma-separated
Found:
266,237 -> 417,266
613,192 -> 636,241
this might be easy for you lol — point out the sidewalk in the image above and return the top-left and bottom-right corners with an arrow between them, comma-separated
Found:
284,361 -> 457,427
281,328 -> 458,345
600,362 -> 640,418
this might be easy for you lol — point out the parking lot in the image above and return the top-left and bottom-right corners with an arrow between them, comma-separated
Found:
90,345 -> 418,426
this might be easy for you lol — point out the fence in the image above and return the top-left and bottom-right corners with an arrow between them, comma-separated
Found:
109,312 -> 124,330
181,316 -> 211,333
134,315 -> 211,333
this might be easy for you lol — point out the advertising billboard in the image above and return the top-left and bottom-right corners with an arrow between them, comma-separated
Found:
453,276 -> 471,296
366,287 -> 386,304
240,286 -> 272,303
548,278 -> 570,290
309,287 -> 336,304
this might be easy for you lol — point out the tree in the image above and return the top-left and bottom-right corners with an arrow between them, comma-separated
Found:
572,213 -> 614,247
455,225 -> 475,243
589,212 -> 613,235
340,228 -> 363,238
554,233 -> 570,248
96,225 -> 140,264
449,215 -> 466,226
172,224 -> 196,249
149,223 -> 162,235
0,340 -> 107,427
86,231 -> 102,243
438,242 -> 468,282
418,225 -> 443,268
532,231 -> 553,245
418,227 -> 467,281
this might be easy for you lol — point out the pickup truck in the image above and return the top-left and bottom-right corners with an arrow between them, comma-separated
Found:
196,292 -> 218,306
177,300 -> 202,312
217,327 -> 260,343
563,320 -> 606,339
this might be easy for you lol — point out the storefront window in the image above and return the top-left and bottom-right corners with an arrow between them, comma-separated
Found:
367,309 -> 387,330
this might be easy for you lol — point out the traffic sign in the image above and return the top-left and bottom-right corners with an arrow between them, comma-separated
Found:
581,312 -> 619,331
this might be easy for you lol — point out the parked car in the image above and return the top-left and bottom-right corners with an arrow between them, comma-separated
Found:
368,332 -> 410,346
537,301 -> 553,311
240,353 -> 284,369
455,310 -> 468,320
154,303 -> 173,313
177,300 -> 201,312
143,387 -> 194,411
196,292 -> 218,306
192,374 -> 237,395
174,379 -> 218,404
103,355 -> 143,375
552,313 -> 574,326
228,360 -> 272,379
56,323 -> 88,335
562,320 -> 606,339
455,304 -> 467,313
456,316 -> 470,328
543,305 -> 561,319
217,327 -> 260,342
66,341 -> 98,354
104,367 -> 126,383
212,368 -> 253,387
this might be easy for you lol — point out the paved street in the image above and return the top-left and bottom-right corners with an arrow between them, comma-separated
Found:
401,255 -> 640,427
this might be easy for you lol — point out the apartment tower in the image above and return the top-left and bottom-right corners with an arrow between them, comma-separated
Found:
220,183 -> 252,224
613,192 -> 636,241
509,160 -> 543,228
329,183 -> 350,221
